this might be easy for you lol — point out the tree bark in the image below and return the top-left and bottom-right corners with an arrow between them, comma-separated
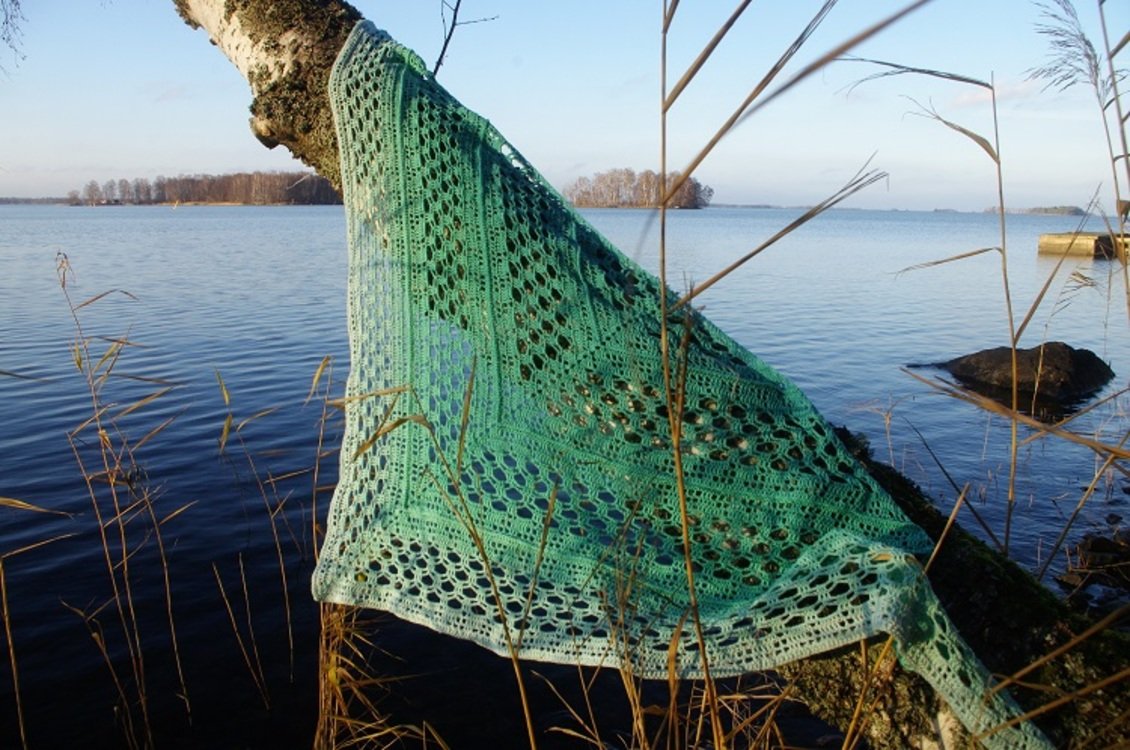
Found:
174,2 -> 1129,747
174,0 -> 361,193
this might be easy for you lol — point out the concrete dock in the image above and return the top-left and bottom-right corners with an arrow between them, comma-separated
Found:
1038,232 -> 1128,259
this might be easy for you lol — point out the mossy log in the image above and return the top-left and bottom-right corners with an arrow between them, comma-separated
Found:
780,430 -> 1128,748
175,3 -> 1128,747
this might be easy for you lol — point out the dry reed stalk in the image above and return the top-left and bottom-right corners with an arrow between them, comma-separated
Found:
138,483 -> 192,720
726,684 -> 793,749
67,425 -> 152,744
653,3 -> 937,746
310,359 -> 421,749
1035,0 -> 1130,315
902,420 -> 1003,550
0,561 -> 22,750
844,57 -> 1034,556
217,356 -> 348,685
311,362 -> 438,748
1097,1 -> 1130,321
989,604 -> 1129,704
411,367 -> 540,750
534,668 -> 606,748
662,0 -> 935,207
1037,443 -> 1127,582
0,531 -> 77,750
315,602 -> 424,749
54,252 -> 202,748
607,542 -> 654,748
62,599 -> 142,749
838,488 -> 968,749
902,368 -> 1130,463
307,355 -> 336,560
674,163 -> 887,311
212,558 -> 271,708
533,515 -> 664,749
236,433 -> 297,675
106,397 -> 192,721
667,319 -> 724,749
978,665 -> 1130,743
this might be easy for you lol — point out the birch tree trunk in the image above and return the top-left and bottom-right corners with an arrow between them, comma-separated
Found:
173,2 -> 1129,747
174,0 -> 360,192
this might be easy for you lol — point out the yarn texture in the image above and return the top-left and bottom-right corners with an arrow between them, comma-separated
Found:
314,21 -> 1049,748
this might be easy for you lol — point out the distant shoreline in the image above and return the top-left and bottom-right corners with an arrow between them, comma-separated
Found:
589,203 -> 1091,215
0,198 -> 1087,215
0,198 -> 342,207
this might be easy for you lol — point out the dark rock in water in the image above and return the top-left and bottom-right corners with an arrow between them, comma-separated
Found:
1056,531 -> 1130,592
936,341 -> 1114,406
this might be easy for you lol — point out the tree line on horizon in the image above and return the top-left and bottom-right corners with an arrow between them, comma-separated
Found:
563,168 -> 714,209
68,171 -> 341,206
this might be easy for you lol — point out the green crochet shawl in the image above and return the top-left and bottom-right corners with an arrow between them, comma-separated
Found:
313,21 -> 1049,749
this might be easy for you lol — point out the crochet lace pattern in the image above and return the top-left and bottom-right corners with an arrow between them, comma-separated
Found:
313,21 -> 1049,749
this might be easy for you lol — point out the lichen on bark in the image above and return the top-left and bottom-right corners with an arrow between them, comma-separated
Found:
176,0 -> 361,193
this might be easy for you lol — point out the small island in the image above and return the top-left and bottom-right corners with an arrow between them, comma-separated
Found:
563,168 -> 714,209
1026,205 -> 1086,216
982,205 -> 1087,216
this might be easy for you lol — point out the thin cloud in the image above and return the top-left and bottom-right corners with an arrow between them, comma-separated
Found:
950,78 -> 1042,107
141,81 -> 192,104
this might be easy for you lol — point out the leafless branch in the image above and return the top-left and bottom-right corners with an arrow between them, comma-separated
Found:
1,0 -> 25,68
432,0 -> 499,76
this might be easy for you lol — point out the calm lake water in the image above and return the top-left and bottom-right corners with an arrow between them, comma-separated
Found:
0,204 -> 1126,747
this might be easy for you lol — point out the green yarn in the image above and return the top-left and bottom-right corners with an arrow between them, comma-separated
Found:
313,21 -> 1049,748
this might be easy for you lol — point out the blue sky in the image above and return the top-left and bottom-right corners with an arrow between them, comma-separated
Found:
0,1 -> 1124,211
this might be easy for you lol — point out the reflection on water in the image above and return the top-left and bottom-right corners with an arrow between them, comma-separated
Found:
0,204 -> 1125,746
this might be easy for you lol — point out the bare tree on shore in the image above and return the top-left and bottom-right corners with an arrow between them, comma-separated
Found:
70,170 -> 340,205
564,168 -> 714,209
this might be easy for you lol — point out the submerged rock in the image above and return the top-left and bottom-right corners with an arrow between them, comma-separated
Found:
1057,531 -> 1130,593
935,341 -> 1114,408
